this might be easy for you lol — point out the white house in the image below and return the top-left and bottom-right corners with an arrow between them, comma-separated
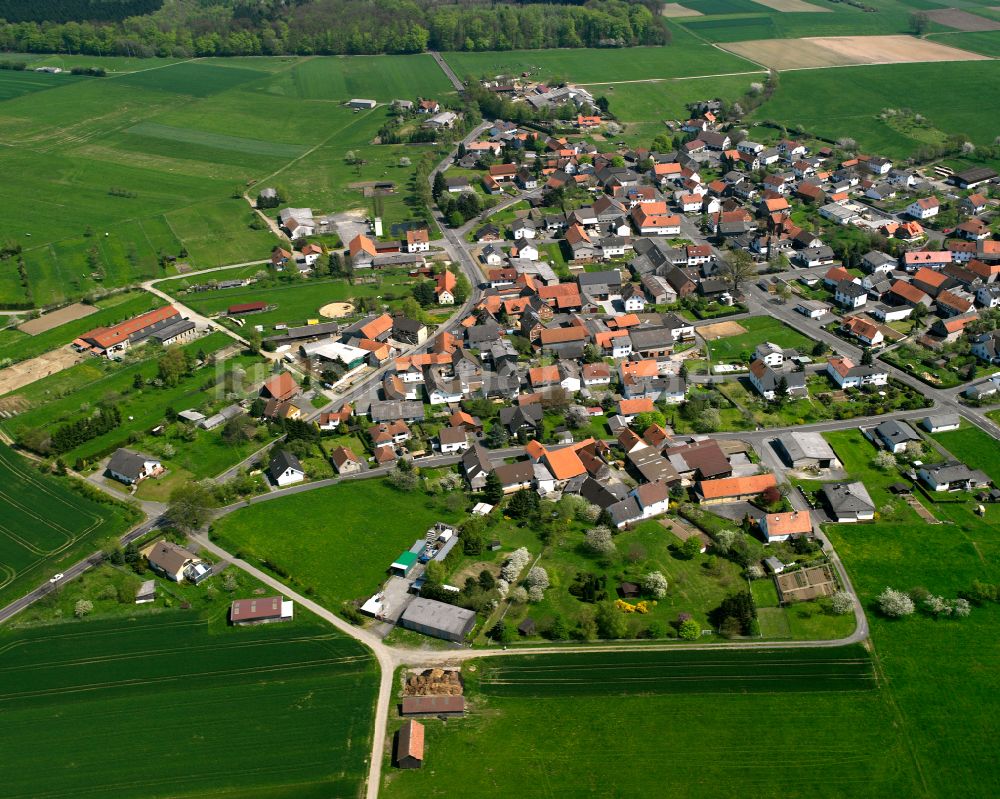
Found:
622,285 -> 646,312
835,280 -> 868,309
511,219 -> 537,240
439,426 -> 471,454
754,342 -> 785,368
268,450 -> 304,487
920,414 -> 960,434
826,356 -> 888,389
106,449 -> 163,486
632,482 -> 670,520
514,242 -> 539,261
907,197 -> 940,220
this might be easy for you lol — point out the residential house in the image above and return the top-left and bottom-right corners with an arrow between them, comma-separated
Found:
331,446 -> 363,475
748,359 -> 806,401
106,448 -> 163,486
841,316 -> 884,347
918,461 -> 991,492
147,540 -> 210,584
835,280 -> 868,309
760,511 -> 813,543
907,197 -> 940,220
695,473 -> 778,505
439,426 -> 470,454
872,419 -> 921,453
921,414 -> 960,433
492,461 -> 535,494
820,481 -> 875,522
268,450 -> 304,487
826,356 -> 888,388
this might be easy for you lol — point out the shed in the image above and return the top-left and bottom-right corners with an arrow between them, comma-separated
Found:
135,580 -> 156,604
517,617 -> 537,636
617,581 -> 640,599
400,695 -> 466,717
395,720 -> 424,769
391,551 -> 419,577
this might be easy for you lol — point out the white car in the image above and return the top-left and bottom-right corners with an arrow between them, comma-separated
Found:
49,573 -> 64,584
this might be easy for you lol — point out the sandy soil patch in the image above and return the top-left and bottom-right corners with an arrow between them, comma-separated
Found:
697,320 -> 748,340
720,34 -> 990,70
319,302 -> 355,319
752,0 -> 831,11
924,8 -> 1000,31
17,302 -> 97,335
0,346 -> 85,396
661,2 -> 702,17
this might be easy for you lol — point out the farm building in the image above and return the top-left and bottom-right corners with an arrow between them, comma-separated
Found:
399,598 -> 476,642
695,473 -> 777,505
395,720 -> 424,769
73,305 -> 189,358
229,596 -> 294,625
400,696 -> 466,717
390,551 -> 419,578
921,414 -> 960,434
347,98 -> 377,109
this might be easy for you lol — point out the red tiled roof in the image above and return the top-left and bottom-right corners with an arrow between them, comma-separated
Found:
697,473 -> 776,500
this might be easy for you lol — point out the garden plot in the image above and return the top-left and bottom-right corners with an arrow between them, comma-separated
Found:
721,35 -> 990,70
924,8 -> 1000,31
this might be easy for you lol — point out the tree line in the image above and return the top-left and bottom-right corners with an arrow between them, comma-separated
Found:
0,0 -> 668,58
2,0 -> 162,24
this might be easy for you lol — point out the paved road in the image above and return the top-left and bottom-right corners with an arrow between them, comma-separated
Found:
429,51 -> 465,92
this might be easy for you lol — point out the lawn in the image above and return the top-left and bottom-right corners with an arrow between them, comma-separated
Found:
0,443 -> 139,609
705,315 -> 814,362
210,478 -> 466,607
0,612 -> 377,799
931,422 -> 1000,485
174,271 -> 418,334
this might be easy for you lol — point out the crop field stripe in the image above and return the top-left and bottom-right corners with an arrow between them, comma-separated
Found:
125,121 -> 309,158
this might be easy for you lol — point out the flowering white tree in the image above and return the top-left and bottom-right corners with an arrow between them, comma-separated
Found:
952,598 -> 971,617
877,587 -> 915,617
746,563 -> 765,580
830,591 -> 854,615
642,571 -> 668,599
873,451 -> 897,471
585,526 -> 616,555
525,566 -> 549,591
501,547 -> 531,582
509,586 -> 528,604
74,599 -> 94,618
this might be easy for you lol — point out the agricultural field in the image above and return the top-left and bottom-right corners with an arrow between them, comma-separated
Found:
0,443 -> 138,609
720,33 -> 989,70
704,315 -> 814,362
0,69 -> 82,101
929,29 -> 1000,56
0,56 -> 447,307
0,612 -> 377,799
211,478 -> 466,608
443,25 -> 760,84
750,61 -> 1000,163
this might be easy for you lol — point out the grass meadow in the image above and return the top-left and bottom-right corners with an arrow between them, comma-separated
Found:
931,422 -> 1000,484
0,56 -> 449,307
0,613 -> 377,799
0,443 -> 137,609
705,315 -> 814,362
211,478 -> 465,607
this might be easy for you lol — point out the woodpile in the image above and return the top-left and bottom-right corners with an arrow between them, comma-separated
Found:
404,668 -> 463,696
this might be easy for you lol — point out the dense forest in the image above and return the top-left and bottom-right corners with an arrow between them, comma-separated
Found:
0,0 -> 668,57
2,0 -> 163,24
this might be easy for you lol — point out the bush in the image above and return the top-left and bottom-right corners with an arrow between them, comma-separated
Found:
642,571 -> 668,599
679,618 -> 700,640
74,599 -> 94,618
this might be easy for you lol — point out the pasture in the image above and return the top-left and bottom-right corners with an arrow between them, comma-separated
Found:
931,422 -> 1000,484
211,478 -> 464,608
705,315 -> 814,361
0,443 -> 137,609
750,60 -> 1000,161
720,34 -> 989,70
0,56 -> 446,307
0,614 -> 377,799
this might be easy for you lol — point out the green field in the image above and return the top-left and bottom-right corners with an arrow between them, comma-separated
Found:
706,315 -> 814,362
0,443 -> 138,609
0,69 -> 82,101
443,26 -> 759,83
211,478 -> 464,607
0,56 -> 447,306
0,613 -> 377,799
751,61 -> 1000,162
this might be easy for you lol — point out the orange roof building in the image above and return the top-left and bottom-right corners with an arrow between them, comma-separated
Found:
696,473 -> 777,503
760,510 -> 813,541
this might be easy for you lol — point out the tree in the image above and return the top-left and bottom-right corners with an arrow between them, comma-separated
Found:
74,599 -> 94,618
633,410 -> 666,432
642,571 -> 668,598
412,280 -> 437,307
507,488 -> 539,519
582,343 -> 601,363
166,482 -> 215,532
876,587 -> 915,617
488,621 -> 513,644
157,346 -> 192,387
525,565 -> 549,602
680,536 -> 703,560
388,463 -> 419,491
596,601 -> 628,639
873,451 -> 897,471
585,526 -> 616,556
774,376 -> 789,404
911,11 -> 930,34
679,618 -> 700,640
861,347 -> 874,366
719,247 -> 755,295
483,471 -> 504,504
830,591 -> 854,615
